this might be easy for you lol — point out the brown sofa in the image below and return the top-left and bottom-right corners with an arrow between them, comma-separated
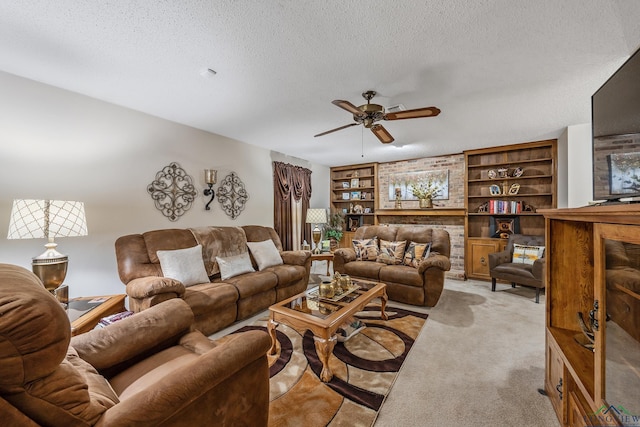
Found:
333,225 -> 451,306
0,263 -> 271,426
115,225 -> 311,336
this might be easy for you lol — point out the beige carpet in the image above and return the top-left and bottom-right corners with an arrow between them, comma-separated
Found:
373,279 -> 560,427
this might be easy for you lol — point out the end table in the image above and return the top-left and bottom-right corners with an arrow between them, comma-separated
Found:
69,294 -> 127,336
310,253 -> 334,276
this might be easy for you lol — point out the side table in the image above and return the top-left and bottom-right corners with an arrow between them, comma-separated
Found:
69,294 -> 127,336
311,253 -> 334,276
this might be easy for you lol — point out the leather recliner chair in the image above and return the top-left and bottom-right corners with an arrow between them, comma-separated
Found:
488,234 -> 546,303
0,263 -> 271,426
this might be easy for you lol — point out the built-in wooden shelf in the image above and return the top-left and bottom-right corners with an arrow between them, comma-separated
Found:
375,208 -> 466,217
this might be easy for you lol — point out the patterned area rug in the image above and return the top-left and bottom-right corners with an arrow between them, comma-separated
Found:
234,305 -> 428,427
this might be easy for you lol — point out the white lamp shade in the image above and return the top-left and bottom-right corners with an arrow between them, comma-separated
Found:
7,200 -> 88,240
305,208 -> 327,224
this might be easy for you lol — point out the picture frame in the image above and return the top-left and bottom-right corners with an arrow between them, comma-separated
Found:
489,184 -> 501,195
350,191 -> 361,200
342,192 -> 350,200
508,183 -> 520,195
350,178 -> 360,188
388,169 -> 449,201
361,191 -> 368,200
342,208 -> 348,214
342,181 -> 350,188
364,207 -> 371,214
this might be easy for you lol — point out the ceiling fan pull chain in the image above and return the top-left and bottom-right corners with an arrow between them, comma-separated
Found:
361,126 -> 364,157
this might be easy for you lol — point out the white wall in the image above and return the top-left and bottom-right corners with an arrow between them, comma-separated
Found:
0,71 -> 329,298
566,123 -> 593,207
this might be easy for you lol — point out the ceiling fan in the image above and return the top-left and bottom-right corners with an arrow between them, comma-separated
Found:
314,90 -> 441,144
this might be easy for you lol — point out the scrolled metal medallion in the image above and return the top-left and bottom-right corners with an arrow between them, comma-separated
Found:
217,172 -> 248,219
147,162 -> 197,221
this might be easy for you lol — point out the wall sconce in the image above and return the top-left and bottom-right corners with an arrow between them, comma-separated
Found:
204,169 -> 217,210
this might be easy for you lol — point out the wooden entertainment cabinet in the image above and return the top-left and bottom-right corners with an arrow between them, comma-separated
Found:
542,205 -> 640,426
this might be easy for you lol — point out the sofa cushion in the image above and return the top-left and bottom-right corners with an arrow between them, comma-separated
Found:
247,239 -> 283,270
265,264 -> 307,288
512,244 -> 545,265
379,265 -> 424,287
182,283 -> 239,317
492,263 -> 535,279
342,260 -> 383,279
403,242 -> 431,268
190,226 -> 249,276
157,245 -> 210,287
378,240 -> 407,265
216,252 -> 255,280
222,271 -> 278,299
352,237 -> 379,261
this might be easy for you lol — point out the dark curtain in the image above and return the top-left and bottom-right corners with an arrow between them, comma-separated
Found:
273,161 -> 312,250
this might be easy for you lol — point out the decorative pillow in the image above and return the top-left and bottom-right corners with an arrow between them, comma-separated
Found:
512,244 -> 545,265
352,237 -> 379,261
157,245 -> 209,287
216,252 -> 255,280
247,239 -> 283,270
376,252 -> 397,265
403,242 -> 432,268
378,240 -> 407,265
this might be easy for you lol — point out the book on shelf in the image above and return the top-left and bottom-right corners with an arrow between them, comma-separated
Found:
488,200 -> 523,214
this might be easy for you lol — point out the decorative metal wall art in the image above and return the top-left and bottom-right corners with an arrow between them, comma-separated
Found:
147,162 -> 197,221
217,172 -> 248,219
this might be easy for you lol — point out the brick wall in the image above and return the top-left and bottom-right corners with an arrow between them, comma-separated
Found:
378,154 -> 466,279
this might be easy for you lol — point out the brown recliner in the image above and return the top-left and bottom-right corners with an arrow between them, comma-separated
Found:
0,263 -> 271,427
489,234 -> 546,303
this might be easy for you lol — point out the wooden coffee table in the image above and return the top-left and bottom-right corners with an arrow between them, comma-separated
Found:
267,279 -> 387,382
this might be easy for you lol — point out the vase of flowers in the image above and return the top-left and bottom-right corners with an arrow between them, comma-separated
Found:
410,178 -> 441,209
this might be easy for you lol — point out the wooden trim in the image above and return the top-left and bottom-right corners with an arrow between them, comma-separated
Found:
375,208 -> 466,217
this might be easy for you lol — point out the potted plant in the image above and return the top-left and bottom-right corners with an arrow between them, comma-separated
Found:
325,211 -> 345,252
410,178 -> 441,208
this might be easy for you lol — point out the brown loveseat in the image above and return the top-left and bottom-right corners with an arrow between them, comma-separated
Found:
115,225 -> 311,336
333,225 -> 451,306
0,263 -> 271,426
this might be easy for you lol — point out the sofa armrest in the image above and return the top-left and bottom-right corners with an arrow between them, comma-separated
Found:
488,249 -> 511,270
97,329 -> 271,426
333,248 -> 356,274
125,276 -> 186,299
70,299 -> 194,374
532,258 -> 546,281
280,250 -> 311,266
418,253 -> 451,274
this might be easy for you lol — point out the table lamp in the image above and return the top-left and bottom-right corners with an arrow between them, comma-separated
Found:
7,199 -> 88,292
305,208 -> 327,254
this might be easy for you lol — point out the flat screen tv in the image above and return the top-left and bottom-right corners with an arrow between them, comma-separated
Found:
592,46 -> 640,202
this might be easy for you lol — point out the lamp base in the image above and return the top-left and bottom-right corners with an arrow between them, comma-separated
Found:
32,239 -> 68,293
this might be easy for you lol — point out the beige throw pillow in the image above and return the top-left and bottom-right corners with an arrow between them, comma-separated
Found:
157,245 -> 210,287
403,242 -> 431,268
247,239 -> 283,270
512,244 -> 545,265
352,237 -> 379,261
378,240 -> 407,265
216,252 -> 256,280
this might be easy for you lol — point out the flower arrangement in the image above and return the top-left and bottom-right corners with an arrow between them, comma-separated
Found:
410,178 -> 442,200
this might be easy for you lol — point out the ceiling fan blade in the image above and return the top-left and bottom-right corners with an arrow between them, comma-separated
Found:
332,100 -> 363,116
371,124 -> 394,144
314,122 -> 358,137
385,106 -> 441,120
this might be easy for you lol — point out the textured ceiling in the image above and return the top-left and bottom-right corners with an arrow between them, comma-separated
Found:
1,1 -> 640,166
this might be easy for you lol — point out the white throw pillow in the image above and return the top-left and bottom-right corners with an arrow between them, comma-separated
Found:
512,244 -> 545,265
157,244 -> 209,287
216,252 -> 256,280
247,239 -> 283,270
